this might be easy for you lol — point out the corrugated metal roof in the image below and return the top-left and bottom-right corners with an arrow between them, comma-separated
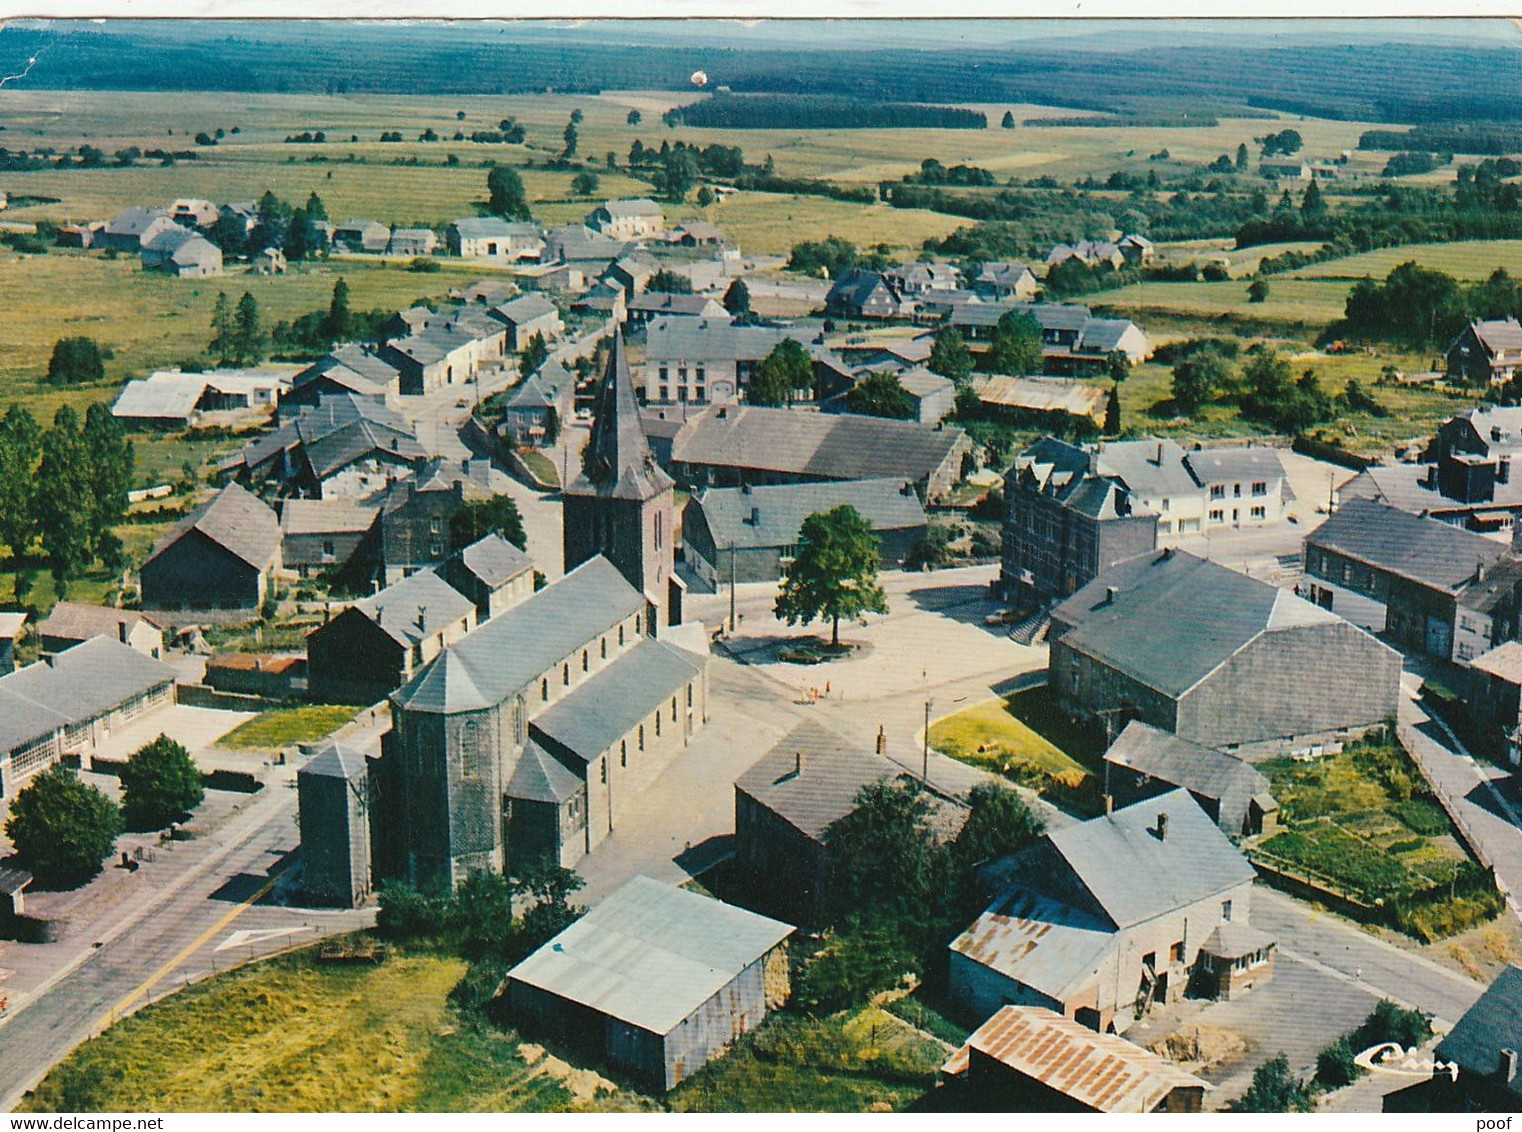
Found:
508,876 -> 792,1035
531,639 -> 704,762
942,1006 -> 1209,1112
950,884 -> 1118,1003
690,478 -> 925,551
977,377 -> 1107,420
112,375 -> 205,421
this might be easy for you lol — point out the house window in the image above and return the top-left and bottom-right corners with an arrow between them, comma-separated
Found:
563,663 -> 570,686
429,539 -> 443,557
696,366 -> 705,383
638,724 -> 645,751
1209,509 -> 1224,523
655,712 -> 662,738
1251,481 -> 1268,496
599,760 -> 606,784
620,740 -> 627,767
322,539 -> 336,557
1221,899 -> 1234,922
582,649 -> 589,671
430,517 -> 443,535
1160,498 -> 1170,513
659,366 -> 669,382
1169,941 -> 1184,965
671,696 -> 678,721
619,625 -> 626,645
601,638 -> 608,659
1251,506 -> 1266,520
634,614 -> 641,635
687,683 -> 693,708
1209,484 -> 1225,500
1233,483 -> 1242,497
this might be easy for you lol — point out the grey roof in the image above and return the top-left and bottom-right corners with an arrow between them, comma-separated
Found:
828,268 -> 904,311
145,483 -> 280,573
598,197 -> 663,218
628,293 -> 723,317
1104,721 -> 1273,812
492,293 -> 558,325
1079,318 -> 1140,353
569,334 -> 675,503
328,345 -> 403,387
689,478 -> 925,551
452,533 -> 533,588
300,741 -> 369,781
391,556 -> 645,714
532,639 -> 704,761
508,875 -> 793,1036
1184,446 -> 1287,484
0,866 -> 32,896
735,721 -> 894,842
39,602 -> 159,645
1470,318 -> 1522,356
504,359 -> 576,410
1435,964 -> 1522,1093
645,317 -> 810,365
665,405 -> 965,485
1009,436 -> 1150,521
350,568 -> 476,649
106,206 -> 165,236
1051,549 -> 1343,699
1309,497 -> 1509,592
279,499 -> 378,536
334,218 -> 389,238
1095,439 -> 1200,498
1340,462 -> 1522,518
1470,640 -> 1522,684
977,261 -> 1035,284
1199,921 -> 1276,960
241,394 -> 414,471
112,375 -> 206,421
450,216 -> 541,241
0,637 -> 175,751
893,366 -> 954,401
507,739 -> 583,804
0,611 -> 26,639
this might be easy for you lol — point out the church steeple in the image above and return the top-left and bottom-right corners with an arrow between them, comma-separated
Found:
570,332 -> 673,502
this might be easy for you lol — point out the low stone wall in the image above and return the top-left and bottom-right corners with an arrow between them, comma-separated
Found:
177,683 -> 291,712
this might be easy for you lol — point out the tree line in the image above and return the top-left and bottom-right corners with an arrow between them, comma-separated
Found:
0,402 -> 134,600
662,93 -> 986,131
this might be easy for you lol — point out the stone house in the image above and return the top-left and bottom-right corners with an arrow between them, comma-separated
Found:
387,228 -> 438,257
332,219 -> 390,253
973,261 -> 1040,302
38,602 -> 164,660
1465,641 -> 1522,778
139,484 -> 282,611
278,499 -> 379,578
439,533 -> 535,622
489,294 -> 563,352
1102,721 -> 1278,839
375,459 -> 513,584
826,268 -> 909,320
496,359 -> 576,449
297,741 -> 373,907
140,228 -> 223,277
586,198 -> 665,240
1447,319 -> 1522,387
446,217 -> 544,261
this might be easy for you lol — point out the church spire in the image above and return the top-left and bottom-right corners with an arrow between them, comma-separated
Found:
570,331 -> 673,502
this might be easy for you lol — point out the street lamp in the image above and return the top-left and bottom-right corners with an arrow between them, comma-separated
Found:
923,697 -> 933,783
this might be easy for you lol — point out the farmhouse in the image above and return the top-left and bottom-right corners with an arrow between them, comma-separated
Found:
1000,436 -> 1159,608
297,741 -> 373,908
495,359 -> 576,448
1116,234 -> 1155,265
140,227 -> 223,278
1045,240 -> 1124,270
382,325 -> 485,395
39,602 -> 163,661
489,293 -> 563,352
950,791 -> 1269,1034
1102,721 -> 1278,838
884,261 -> 961,295
1303,496 -> 1522,663
446,217 -> 544,261
387,227 -> 438,257
682,478 -> 927,587
973,261 -> 1039,301
948,303 -> 1150,370
625,292 -> 728,328
306,567 -> 478,705
586,198 -> 665,240
643,317 -> 846,405
139,483 -> 283,612
602,251 -> 661,298
286,346 -> 403,405
826,268 -> 910,320
0,638 -> 177,800
1086,438 -> 1293,539
1259,161 -> 1312,181
658,404 -> 971,501
278,499 -> 379,578
1446,319 -> 1522,386
1048,548 -> 1402,753
332,219 -> 390,253
506,876 -> 792,1091
940,1006 -> 1209,1112
101,207 -> 175,251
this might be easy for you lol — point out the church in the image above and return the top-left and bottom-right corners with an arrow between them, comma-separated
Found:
299,334 -> 711,900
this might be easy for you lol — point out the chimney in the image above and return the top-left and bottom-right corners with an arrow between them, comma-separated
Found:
794,750 -> 804,777
119,621 -> 130,644
750,506 -> 760,526
1502,1048 -> 1519,1084
1104,586 -> 1118,605
1156,812 -> 1170,841
416,605 -> 427,631
1103,794 -> 1115,815
1154,441 -> 1164,466
876,725 -> 887,755
1500,455 -> 1511,485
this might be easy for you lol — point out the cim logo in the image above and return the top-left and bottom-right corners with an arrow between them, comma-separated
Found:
1354,1042 -> 1459,1080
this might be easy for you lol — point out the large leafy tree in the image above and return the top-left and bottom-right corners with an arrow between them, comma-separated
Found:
1172,349 -> 1233,415
750,338 -> 814,407
0,404 -> 42,599
82,402 -> 134,573
486,165 -> 530,220
845,372 -> 915,420
37,406 -> 93,598
722,279 -> 751,317
774,504 -> 888,647
5,764 -> 123,888
951,782 -> 1045,875
448,494 -> 527,552
120,734 -> 204,831
519,333 -> 549,378
984,310 -> 1045,376
46,337 -> 106,386
1230,1054 -> 1315,1113
659,148 -> 700,202
927,325 -> 974,386
826,778 -> 950,934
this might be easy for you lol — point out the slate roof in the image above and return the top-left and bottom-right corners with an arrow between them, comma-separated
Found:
279,499 -> 378,536
665,405 -> 965,485
145,483 -> 281,573
0,683 -> 70,755
1184,446 -> 1287,484
1470,318 -> 1522,357
504,359 -> 576,410
941,1007 -> 1210,1112
450,216 -> 541,241
689,478 -> 926,551
506,739 -> 584,804
734,721 -> 895,842
628,293 -> 723,317
598,198 -> 664,219
349,568 -> 476,649
645,317 -> 815,364
452,533 -> 533,587
508,876 -> 793,1036
1094,439 -> 1200,498
239,394 -> 415,472
1051,549 -> 1345,699
531,639 -> 705,762
39,602 -> 159,645
1308,497 -> 1509,592
300,741 -> 369,782
106,206 -> 166,237
1009,437 -> 1151,521
1435,963 -> 1522,1095
492,293 -> 558,325
1470,640 -> 1522,685
569,333 -> 675,502
828,268 -> 905,312
1104,720 -> 1274,814
977,261 -> 1036,285
0,637 -> 175,748
391,557 -> 645,715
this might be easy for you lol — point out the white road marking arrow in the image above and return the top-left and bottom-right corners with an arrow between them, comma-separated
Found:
215,926 -> 307,952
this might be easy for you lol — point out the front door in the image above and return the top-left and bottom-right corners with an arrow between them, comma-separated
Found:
1426,615 -> 1453,659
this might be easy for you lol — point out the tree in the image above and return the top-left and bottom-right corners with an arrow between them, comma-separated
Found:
303,190 -> 329,222
570,107 -> 583,125
751,338 -> 814,407
46,337 -> 106,386
321,277 -> 352,343
695,185 -> 715,208
448,494 -> 527,551
827,778 -> 948,927
984,310 -> 1044,376
571,170 -> 600,196
1172,349 -> 1232,414
626,109 -> 642,126
1001,110 -> 1015,129
1315,1037 -> 1363,1089
774,504 -> 888,648
659,148 -> 700,202
796,919 -> 919,1014
37,406 -> 91,598
519,332 -> 550,378
1106,349 -> 1131,383
209,291 -> 235,363
1247,278 -> 1270,303
647,268 -> 693,294
81,402 -> 133,572
562,120 -> 579,158
722,278 -> 751,317
542,405 -> 561,447
120,734 -> 204,831
928,325 -> 974,387
4,764 -> 123,888
951,783 -> 1044,874
1229,1054 -> 1315,1113
232,291 -> 265,364
1236,142 -> 1250,171
486,164 -> 530,220
0,404 -> 41,598
845,372 -> 915,419
1104,385 -> 1122,435
1301,177 -> 1328,219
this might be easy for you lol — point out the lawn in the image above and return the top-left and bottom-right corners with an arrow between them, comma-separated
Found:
928,696 -> 1086,781
217,704 -> 363,750
518,450 -> 560,489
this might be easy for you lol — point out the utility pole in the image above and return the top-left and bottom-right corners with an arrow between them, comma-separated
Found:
923,698 -> 932,783
729,541 -> 737,635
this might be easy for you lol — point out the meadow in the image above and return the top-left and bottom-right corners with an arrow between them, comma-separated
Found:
1287,239 -> 1522,281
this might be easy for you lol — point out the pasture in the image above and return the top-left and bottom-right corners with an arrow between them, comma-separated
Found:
1087,276 -> 1355,328
1288,240 -> 1522,281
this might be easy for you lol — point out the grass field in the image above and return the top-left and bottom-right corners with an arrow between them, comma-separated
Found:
1087,277 -> 1355,327
217,705 -> 363,750
928,696 -> 1086,781
1288,240 -> 1522,281
706,193 -> 962,256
